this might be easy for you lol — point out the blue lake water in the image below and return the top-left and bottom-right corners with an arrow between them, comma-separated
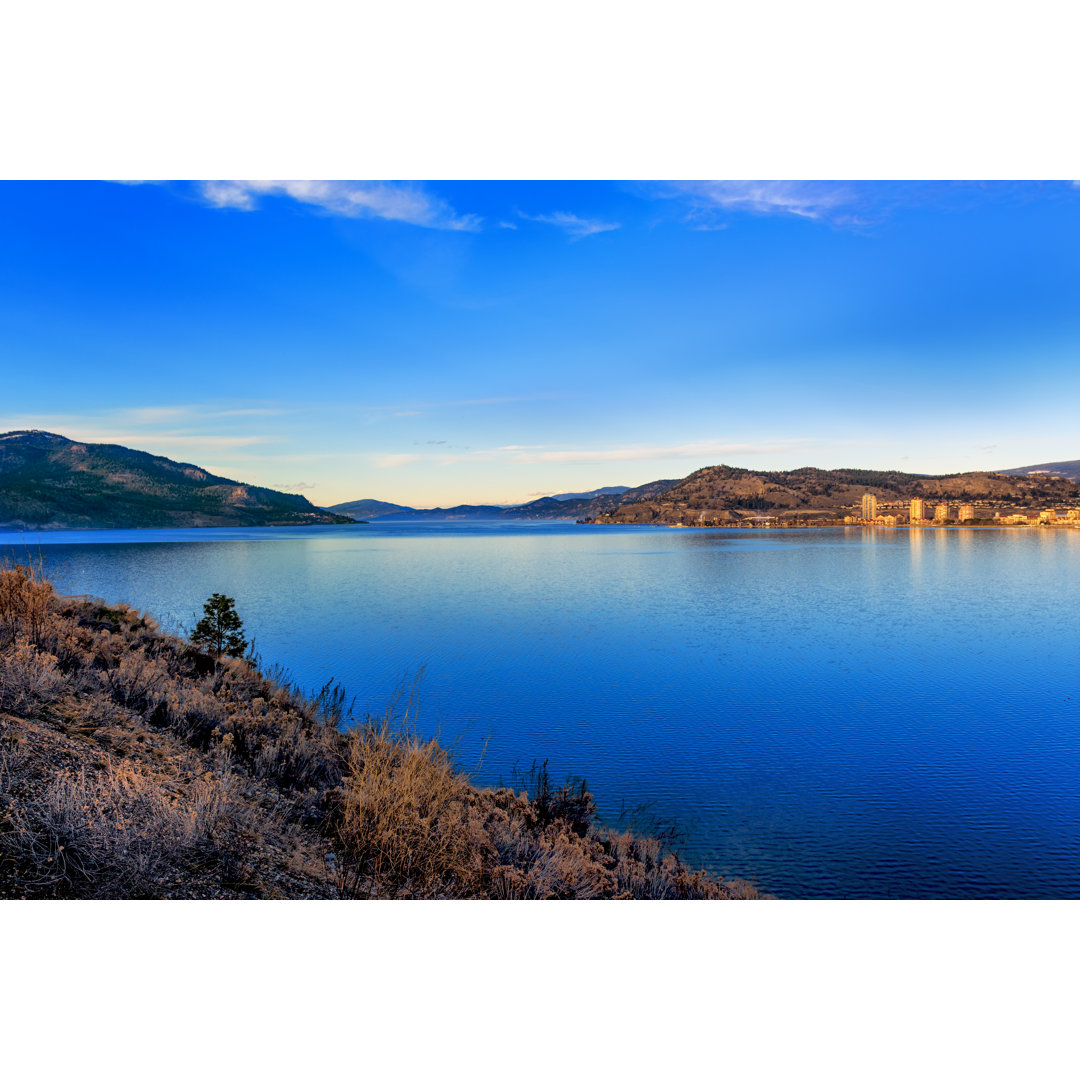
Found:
4,521 -> 1079,899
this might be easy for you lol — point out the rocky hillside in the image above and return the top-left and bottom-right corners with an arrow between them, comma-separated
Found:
0,430 -> 355,529
584,464 -> 1080,526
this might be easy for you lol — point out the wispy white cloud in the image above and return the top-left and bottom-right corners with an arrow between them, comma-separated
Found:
668,180 -> 856,222
518,210 -> 621,239
433,438 -> 815,467
376,453 -> 422,468
200,181 -> 257,210
195,180 -> 482,231
364,393 -> 564,420
0,423 -> 270,452
0,403 -> 284,457
272,480 -> 317,491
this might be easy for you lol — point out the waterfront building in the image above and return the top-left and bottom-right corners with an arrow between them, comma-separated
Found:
959,504 -> 975,521
861,493 -> 878,520
1039,510 -> 1060,523
934,503 -> 950,521
910,497 -> 925,522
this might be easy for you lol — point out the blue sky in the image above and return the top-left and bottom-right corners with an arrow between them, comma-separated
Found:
2,180 -> 1078,506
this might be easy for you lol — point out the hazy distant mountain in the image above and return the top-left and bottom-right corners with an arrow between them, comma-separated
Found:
362,503 -> 509,522
509,479 -> 679,520
327,498 -> 413,519
0,430 -> 356,530
584,464 -> 1080,526
1001,459 -> 1080,482
549,486 -> 630,501
329,481 -> 677,523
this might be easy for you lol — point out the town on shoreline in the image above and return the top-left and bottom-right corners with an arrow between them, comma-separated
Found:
585,493 -> 1080,530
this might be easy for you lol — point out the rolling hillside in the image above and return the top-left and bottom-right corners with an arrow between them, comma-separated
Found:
0,430 -> 356,530
582,464 -> 1080,526
1002,458 -> 1080,482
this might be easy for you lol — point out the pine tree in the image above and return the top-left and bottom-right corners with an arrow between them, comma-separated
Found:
192,593 -> 247,658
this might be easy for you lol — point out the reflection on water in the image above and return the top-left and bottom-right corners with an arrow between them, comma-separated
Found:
5,522 -> 1079,899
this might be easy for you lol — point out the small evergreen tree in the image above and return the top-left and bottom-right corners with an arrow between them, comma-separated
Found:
192,593 -> 247,658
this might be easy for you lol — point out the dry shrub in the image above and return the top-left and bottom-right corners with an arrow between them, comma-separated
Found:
99,651 -> 170,713
0,643 -> 65,714
335,722 -> 486,898
0,562 -> 56,648
0,759 -> 242,898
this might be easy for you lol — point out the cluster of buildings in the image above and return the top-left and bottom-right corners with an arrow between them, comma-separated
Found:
845,493 -> 1080,528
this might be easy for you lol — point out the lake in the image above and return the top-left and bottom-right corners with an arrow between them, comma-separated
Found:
4,521 -> 1078,898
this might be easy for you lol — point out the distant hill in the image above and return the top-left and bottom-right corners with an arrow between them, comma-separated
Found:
508,479 -> 679,520
327,498 -> 413,519
0,430 -> 356,530
583,464 -> 1080,526
330,479 -> 679,522
549,486 -> 630,502
363,503 -> 510,522
1001,459 -> 1080,482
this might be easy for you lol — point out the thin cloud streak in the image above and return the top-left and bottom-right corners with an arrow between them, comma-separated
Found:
668,180 -> 855,221
196,180 -> 482,232
518,210 -> 621,239
435,438 -> 818,467
0,404 -> 285,457
362,392 -> 565,418
376,453 -> 422,469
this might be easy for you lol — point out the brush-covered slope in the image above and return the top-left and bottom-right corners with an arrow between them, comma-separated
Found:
584,464 -> 1080,525
0,430 -> 356,529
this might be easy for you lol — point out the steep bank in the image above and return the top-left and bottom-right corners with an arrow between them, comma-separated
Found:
0,566 -> 763,899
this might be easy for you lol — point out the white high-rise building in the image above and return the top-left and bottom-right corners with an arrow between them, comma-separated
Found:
910,497 -> 925,522
861,493 -> 878,520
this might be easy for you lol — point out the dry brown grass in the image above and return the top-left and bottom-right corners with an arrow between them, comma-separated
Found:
334,722 -> 482,898
0,560 -> 54,648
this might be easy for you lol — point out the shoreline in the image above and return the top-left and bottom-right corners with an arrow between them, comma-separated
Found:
0,567 -> 765,900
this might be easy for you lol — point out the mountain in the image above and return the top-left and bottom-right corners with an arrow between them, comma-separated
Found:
1001,459 -> 1080,482
361,503 -> 509,522
328,498 -> 413,518
507,479 -> 679,520
0,430 -> 357,530
583,464 -> 1080,526
329,479 -> 680,522
549,485 -> 630,502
